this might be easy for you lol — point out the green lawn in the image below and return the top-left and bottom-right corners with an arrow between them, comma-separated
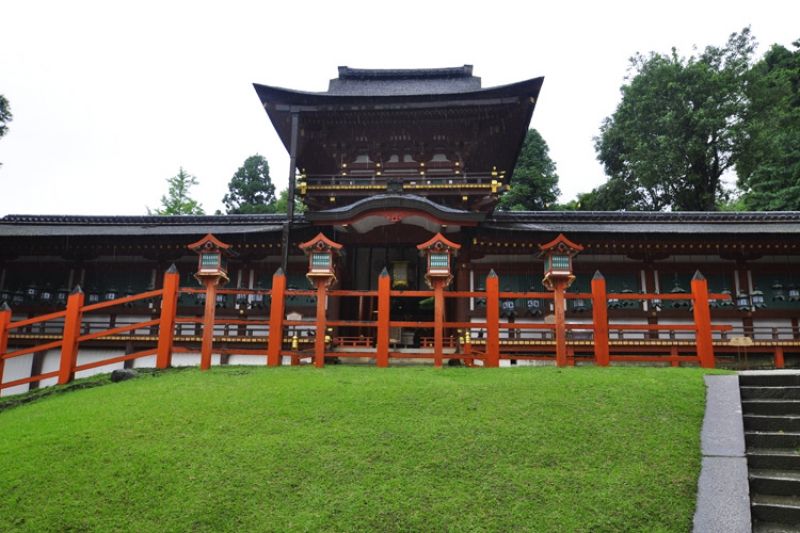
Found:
0,366 -> 711,532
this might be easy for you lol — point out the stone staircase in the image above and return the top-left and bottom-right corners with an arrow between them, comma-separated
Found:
741,373 -> 800,532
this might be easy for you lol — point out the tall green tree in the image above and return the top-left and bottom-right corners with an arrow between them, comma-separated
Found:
499,129 -> 560,211
737,39 -> 800,210
0,95 -> 12,167
274,188 -> 305,214
149,167 -> 205,215
222,154 -> 276,214
590,29 -> 755,211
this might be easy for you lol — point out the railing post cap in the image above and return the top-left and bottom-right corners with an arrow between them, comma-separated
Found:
0,302 -> 11,312
166,263 -> 179,274
274,267 -> 285,277
379,267 -> 390,277
692,270 -> 706,281
592,270 -> 605,280
487,269 -> 498,278
71,285 -> 84,295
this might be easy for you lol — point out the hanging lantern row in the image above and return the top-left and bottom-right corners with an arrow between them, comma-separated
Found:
771,281 -> 800,302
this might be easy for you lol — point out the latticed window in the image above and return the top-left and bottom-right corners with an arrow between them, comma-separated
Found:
200,253 -> 220,269
311,253 -> 331,269
430,253 -> 449,269
551,254 -> 570,270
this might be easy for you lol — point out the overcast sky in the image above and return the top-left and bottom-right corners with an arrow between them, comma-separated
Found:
0,1 -> 797,217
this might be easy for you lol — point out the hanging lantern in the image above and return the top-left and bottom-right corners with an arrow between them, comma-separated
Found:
608,293 -> 620,310
124,286 -> 135,308
501,287 -> 517,319
250,283 -> 265,310
39,285 -> 54,304
527,298 -> 543,316
572,297 -> 587,313
719,287 -> 733,308
56,287 -> 70,306
621,286 -> 637,309
215,292 -> 227,308
12,290 -> 24,306
391,261 -> 410,289
670,279 -> 689,308
195,291 -> 206,306
736,292 -> 751,311
235,290 -> 249,310
0,289 -> 10,304
751,288 -> 766,309
788,285 -> 800,302
104,287 -> 118,302
87,287 -> 101,304
772,281 -> 786,302
25,282 -> 40,301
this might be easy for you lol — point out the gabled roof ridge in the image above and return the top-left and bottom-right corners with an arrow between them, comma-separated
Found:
1,213 -> 293,225
337,65 -> 474,80
489,210 -> 800,223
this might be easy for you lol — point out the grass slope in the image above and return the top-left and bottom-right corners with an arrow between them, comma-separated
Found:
0,367 -> 710,532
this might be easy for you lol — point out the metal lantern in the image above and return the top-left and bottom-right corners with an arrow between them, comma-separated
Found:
104,287 -> 118,301
527,298 -> 543,316
215,292 -> 227,308
12,290 -> 24,306
720,287 -> 733,308
39,285 -> 54,304
0,289 -> 11,304
235,290 -> 249,309
736,292 -> 751,311
751,288 -> 766,309
188,234 -> 232,284
25,282 -> 39,301
788,285 -> 800,302
250,283 -> 265,310
670,280 -> 689,309
299,233 -> 343,287
391,261 -> 410,289
572,297 -> 588,313
772,281 -> 786,302
195,291 -> 206,306
124,286 -> 135,308
538,233 -> 583,291
621,286 -> 637,309
56,287 -> 70,306
501,288 -> 516,318
87,287 -> 101,304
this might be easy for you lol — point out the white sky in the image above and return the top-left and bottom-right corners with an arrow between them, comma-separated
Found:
0,1 -> 797,216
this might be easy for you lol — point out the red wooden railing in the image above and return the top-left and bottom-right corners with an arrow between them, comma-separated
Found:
0,264 -> 774,396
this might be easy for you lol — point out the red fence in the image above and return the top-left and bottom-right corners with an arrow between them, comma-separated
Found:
0,265 -> 752,393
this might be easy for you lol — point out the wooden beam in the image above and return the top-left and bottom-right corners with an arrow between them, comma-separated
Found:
376,268 -> 390,367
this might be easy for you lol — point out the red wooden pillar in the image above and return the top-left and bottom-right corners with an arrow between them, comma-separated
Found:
774,346 -> 785,369
267,268 -> 286,367
691,271 -> 715,369
58,287 -> 85,385
0,303 -> 11,386
156,264 -> 180,369
433,278 -> 445,368
591,271 -> 610,366
376,268 -> 390,367
313,279 -> 327,368
670,345 -> 679,367
485,270 -> 500,368
199,278 -> 218,370
553,278 -> 568,367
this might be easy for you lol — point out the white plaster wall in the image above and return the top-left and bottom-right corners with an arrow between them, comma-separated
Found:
39,350 -> 61,388
712,318 -> 745,340
171,352 -> 221,367
133,355 -> 157,368
74,349 -> 126,380
0,353 -> 33,397
609,318 -> 649,340
752,318 -> 793,340
226,355 -> 264,366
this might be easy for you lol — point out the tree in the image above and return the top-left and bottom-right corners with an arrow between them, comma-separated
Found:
499,129 -> 560,211
274,188 -> 305,214
149,167 -> 205,215
737,39 -> 800,210
0,95 -> 12,167
590,29 -> 755,211
222,154 -> 276,214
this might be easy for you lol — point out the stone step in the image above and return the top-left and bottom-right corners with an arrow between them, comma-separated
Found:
746,431 -> 800,449
749,449 -> 800,471
750,469 -> 800,497
742,399 -> 800,416
745,414 -> 800,432
753,521 -> 800,533
742,386 -> 800,400
751,494 -> 800,526
741,374 -> 800,387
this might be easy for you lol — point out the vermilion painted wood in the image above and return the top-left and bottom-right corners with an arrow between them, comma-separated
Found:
313,280 -> 327,368
591,274 -> 610,366
267,270 -> 286,367
433,278 -> 445,368
79,319 -> 160,343
74,348 -> 158,372
328,290 -> 379,297
376,271 -> 390,367
8,310 -> 67,330
553,278 -> 568,367
199,278 -> 218,370
691,274 -> 715,368
156,269 -> 180,369
0,306 -> 11,388
80,289 -> 163,313
58,290 -> 85,385
775,346 -> 785,368
485,272 -> 500,367
0,370 -> 59,390
2,340 -> 63,361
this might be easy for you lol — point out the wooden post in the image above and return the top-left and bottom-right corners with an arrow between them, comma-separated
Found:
433,278 -> 445,368
591,271 -> 610,366
691,271 -> 715,369
58,286 -> 85,385
670,345 -> 679,367
313,279 -> 327,368
553,278 -> 568,367
0,303 -> 11,386
156,264 -> 179,369
267,268 -> 286,366
485,270 -> 500,368
200,278 -> 218,370
376,268 -> 390,367
775,346 -> 785,369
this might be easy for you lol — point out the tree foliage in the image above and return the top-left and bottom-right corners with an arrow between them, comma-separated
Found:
222,154 -> 276,214
589,29 -> 755,211
0,95 -> 12,167
737,40 -> 800,210
274,188 -> 305,214
149,167 -> 205,215
499,129 -> 560,211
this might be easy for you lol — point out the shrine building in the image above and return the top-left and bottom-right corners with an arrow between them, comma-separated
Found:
2,65 -> 800,395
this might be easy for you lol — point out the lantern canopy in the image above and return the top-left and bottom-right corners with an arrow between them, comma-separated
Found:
416,233 -> 461,288
298,233 -> 343,285
188,234 -> 232,283
538,234 -> 584,290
